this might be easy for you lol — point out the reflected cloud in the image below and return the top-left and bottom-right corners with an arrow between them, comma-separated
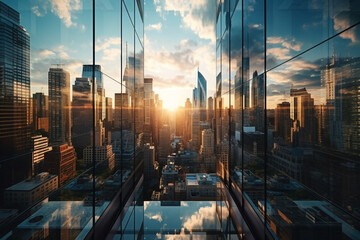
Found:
146,23 -> 163,31
182,203 -> 216,233
32,0 -> 82,28
145,212 -> 163,222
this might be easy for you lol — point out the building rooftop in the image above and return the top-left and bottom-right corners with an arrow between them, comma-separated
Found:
5,172 -> 57,191
186,173 -> 217,186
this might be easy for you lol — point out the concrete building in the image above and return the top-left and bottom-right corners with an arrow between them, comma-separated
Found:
144,143 -> 156,179
114,93 -> 129,129
83,145 -> 115,170
44,144 -> 76,186
31,135 -> 52,176
191,110 -> 200,151
48,66 -> 71,145
200,129 -> 216,172
207,97 -> 214,125
158,124 -> 170,167
161,157 -> 178,187
4,172 -> 58,208
186,173 -> 217,200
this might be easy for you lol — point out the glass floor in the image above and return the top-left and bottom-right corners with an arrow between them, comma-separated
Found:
114,201 -> 240,239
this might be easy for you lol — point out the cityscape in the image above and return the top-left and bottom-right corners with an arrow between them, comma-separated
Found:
0,0 -> 360,239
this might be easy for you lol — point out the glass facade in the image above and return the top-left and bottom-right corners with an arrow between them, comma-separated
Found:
1,0 -> 360,239
218,0 -> 360,239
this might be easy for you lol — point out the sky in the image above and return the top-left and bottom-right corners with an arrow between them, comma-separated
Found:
144,0 -> 217,110
2,0 -> 360,110
2,0 -> 217,110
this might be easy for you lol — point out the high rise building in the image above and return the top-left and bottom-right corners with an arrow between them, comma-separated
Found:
184,98 -> 192,143
82,65 -> 105,122
114,93 -> 129,129
158,124 -> 170,167
290,88 -> 315,144
193,71 -> 207,121
144,143 -> 156,179
48,66 -> 71,145
0,2 -> 31,193
207,97 -> 214,125
275,102 -> 291,144
200,129 -> 215,172
32,93 -> 49,131
191,110 -> 200,151
144,78 -> 154,126
83,145 -> 115,171
72,77 -> 92,157
31,135 -> 52,176
44,144 -> 76,187
105,97 -> 113,124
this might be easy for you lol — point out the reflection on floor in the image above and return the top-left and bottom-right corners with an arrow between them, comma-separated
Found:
114,201 -> 240,239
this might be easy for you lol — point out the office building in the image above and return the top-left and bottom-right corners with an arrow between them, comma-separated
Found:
207,97 -> 214,125
48,67 -> 71,145
158,124 -> 170,167
72,77 -> 92,157
0,1 -> 32,193
83,145 -> 115,171
4,172 -> 58,208
191,110 -> 200,151
193,71 -> 207,121
114,93 -> 129,129
44,144 -> 76,187
82,64 -> 105,122
185,173 -> 217,200
31,135 -> 52,176
32,92 -> 49,131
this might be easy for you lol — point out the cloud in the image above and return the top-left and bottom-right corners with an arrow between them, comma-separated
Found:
96,37 -> 121,52
145,212 -> 163,222
145,23 -> 163,31
267,48 -> 291,60
159,0 -> 216,43
267,36 -> 302,52
32,0 -> 82,28
182,203 -> 216,233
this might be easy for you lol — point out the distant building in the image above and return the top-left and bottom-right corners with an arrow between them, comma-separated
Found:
44,144 -> 76,186
4,172 -> 58,208
275,102 -> 291,144
161,157 -> 178,187
200,129 -> 216,172
114,93 -> 129,129
33,93 -> 49,131
83,145 -> 115,171
207,97 -> 214,125
193,71 -> 207,121
158,124 -> 170,167
0,1 -> 32,193
48,67 -> 71,145
144,144 -> 156,179
186,173 -> 217,200
72,77 -> 92,157
191,110 -> 200,151
31,135 -> 52,175
184,98 -> 192,142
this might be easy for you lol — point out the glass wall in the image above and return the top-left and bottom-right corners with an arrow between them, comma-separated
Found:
220,0 -> 360,239
0,0 -> 144,239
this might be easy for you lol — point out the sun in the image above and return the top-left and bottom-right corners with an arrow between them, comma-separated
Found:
163,100 -> 179,111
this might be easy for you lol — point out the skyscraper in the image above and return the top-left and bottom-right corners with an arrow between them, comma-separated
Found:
82,64 -> 105,122
290,87 -> 315,144
32,92 -> 49,131
114,93 -> 129,129
0,1 -> 31,192
48,66 -> 71,145
193,71 -> 207,121
207,97 -> 214,125
72,77 -> 92,157
184,98 -> 192,142
158,124 -> 170,167
191,110 -> 200,151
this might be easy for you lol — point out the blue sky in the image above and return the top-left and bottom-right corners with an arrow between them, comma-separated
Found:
3,0 -> 359,110
2,0 -> 217,110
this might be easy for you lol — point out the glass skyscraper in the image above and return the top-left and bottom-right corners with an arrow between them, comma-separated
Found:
0,1 -> 31,195
1,0 -> 360,239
